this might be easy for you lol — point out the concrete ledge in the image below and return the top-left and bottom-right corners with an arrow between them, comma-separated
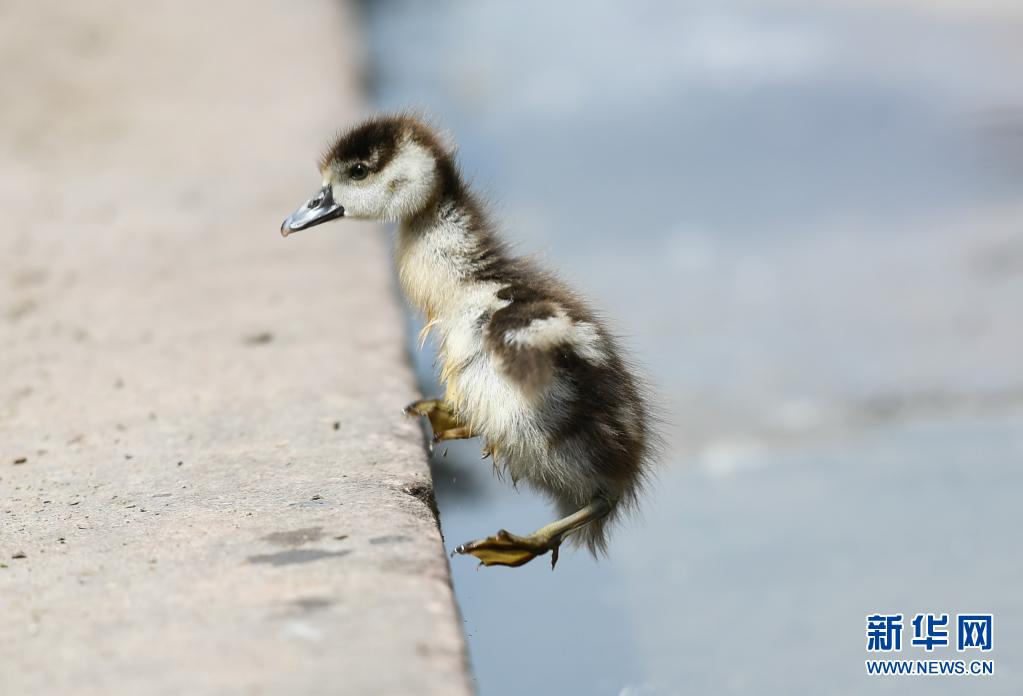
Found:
0,1 -> 471,694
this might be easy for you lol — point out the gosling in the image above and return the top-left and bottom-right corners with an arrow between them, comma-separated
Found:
282,115 -> 655,568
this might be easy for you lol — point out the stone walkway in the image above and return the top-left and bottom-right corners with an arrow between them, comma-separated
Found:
0,2 -> 471,694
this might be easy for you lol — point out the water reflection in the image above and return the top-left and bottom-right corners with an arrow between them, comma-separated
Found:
367,1 -> 1023,693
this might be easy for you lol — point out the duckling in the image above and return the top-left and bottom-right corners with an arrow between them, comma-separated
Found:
281,115 -> 655,568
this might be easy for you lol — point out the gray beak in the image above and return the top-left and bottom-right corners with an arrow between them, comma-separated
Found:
280,185 -> 344,237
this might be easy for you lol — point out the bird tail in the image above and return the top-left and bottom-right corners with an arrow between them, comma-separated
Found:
563,497 -> 620,558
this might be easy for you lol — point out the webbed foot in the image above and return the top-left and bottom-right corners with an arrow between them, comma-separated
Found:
456,529 -> 562,569
403,398 -> 472,440
454,498 -> 614,570
433,426 -> 473,442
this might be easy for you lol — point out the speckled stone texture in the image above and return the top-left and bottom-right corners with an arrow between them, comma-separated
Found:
0,1 -> 471,694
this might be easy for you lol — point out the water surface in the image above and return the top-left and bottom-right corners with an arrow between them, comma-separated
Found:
362,2 -> 1023,693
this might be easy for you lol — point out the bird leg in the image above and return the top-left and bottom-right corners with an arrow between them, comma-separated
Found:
455,497 -> 613,569
403,398 -> 475,443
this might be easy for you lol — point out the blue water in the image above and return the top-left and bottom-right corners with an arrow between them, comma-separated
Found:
362,2 -> 1023,693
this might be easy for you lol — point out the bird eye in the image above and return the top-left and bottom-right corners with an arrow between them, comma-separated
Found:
349,163 -> 369,180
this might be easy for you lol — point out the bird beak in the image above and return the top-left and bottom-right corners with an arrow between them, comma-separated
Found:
280,185 -> 345,238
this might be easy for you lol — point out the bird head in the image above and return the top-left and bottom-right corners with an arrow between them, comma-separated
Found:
281,115 -> 451,237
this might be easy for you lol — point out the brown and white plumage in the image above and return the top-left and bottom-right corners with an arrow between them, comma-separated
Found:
282,114 -> 656,566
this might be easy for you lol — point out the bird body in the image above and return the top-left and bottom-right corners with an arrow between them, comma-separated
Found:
282,115 -> 654,566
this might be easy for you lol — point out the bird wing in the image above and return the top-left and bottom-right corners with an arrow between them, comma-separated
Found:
484,300 -> 602,399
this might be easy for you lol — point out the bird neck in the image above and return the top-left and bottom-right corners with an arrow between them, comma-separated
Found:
396,191 -> 496,322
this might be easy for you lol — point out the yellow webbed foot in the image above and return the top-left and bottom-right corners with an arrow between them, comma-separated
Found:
454,499 -> 615,570
403,398 -> 472,439
433,426 -> 473,443
456,530 -> 561,569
